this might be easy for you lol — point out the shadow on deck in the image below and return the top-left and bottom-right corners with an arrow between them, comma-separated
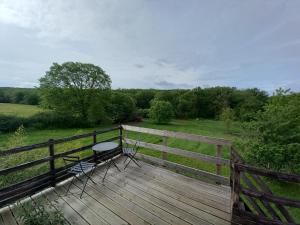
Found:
0,158 -> 232,225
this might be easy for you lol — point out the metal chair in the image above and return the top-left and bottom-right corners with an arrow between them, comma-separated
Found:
122,138 -> 141,169
63,156 -> 96,198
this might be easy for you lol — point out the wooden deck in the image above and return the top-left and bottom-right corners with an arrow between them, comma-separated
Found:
0,158 -> 232,225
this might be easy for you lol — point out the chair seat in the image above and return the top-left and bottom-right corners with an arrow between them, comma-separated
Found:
69,162 -> 95,174
123,148 -> 135,156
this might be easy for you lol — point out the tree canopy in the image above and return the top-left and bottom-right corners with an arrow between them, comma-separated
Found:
39,62 -> 111,121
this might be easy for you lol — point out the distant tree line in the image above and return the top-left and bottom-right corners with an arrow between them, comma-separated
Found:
0,87 -> 40,105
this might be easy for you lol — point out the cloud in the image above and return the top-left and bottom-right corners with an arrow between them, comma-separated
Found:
0,0 -> 299,92
154,80 -> 193,89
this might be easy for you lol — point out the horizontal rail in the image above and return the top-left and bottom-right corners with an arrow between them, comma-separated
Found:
241,187 -> 300,208
122,125 -> 231,146
125,138 -> 230,165
236,163 -> 300,183
0,126 -> 119,157
0,157 -> 50,176
136,153 -> 229,185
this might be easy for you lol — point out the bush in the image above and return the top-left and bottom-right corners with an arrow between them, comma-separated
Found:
27,112 -> 89,129
109,93 -> 137,123
0,115 -> 24,133
219,107 -> 235,133
237,90 -> 300,173
16,199 -> 65,225
149,100 -> 174,124
137,108 -> 149,118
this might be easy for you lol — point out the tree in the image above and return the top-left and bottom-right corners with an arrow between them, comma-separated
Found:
219,107 -> 235,133
109,92 -> 136,123
39,62 -> 111,122
149,100 -> 174,124
237,90 -> 300,173
177,90 -> 197,118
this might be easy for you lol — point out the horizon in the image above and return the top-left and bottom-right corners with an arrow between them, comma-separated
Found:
1,1 -> 300,93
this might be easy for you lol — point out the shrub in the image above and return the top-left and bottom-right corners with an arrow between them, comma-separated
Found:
149,100 -> 174,124
109,93 -> 137,123
137,108 -> 149,118
15,199 -> 65,225
27,112 -> 89,129
236,90 -> 300,173
219,107 -> 235,133
0,115 -> 24,133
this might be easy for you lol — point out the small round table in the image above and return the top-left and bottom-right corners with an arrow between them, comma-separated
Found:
92,142 -> 121,181
92,142 -> 119,152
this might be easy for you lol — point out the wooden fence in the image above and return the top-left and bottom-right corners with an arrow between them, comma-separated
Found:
0,127 -> 121,207
122,125 -> 231,185
231,149 -> 300,225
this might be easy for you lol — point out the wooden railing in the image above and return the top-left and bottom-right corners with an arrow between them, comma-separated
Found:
122,125 -> 231,185
0,127 -> 121,207
231,149 -> 300,225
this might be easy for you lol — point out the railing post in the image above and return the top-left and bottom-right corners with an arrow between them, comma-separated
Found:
93,131 -> 97,163
216,145 -> 222,176
162,136 -> 168,165
232,162 -> 241,208
119,125 -> 123,151
48,139 -> 55,187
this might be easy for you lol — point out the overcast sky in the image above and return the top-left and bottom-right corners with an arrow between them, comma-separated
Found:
0,0 -> 299,92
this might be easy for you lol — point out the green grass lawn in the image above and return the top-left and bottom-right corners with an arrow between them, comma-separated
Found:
0,118 -> 299,222
0,103 -> 44,117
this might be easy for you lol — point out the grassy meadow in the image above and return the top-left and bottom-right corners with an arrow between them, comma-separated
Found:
0,104 -> 299,221
0,103 -> 44,117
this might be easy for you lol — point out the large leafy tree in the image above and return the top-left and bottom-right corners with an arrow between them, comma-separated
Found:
39,62 -> 111,121
237,89 -> 300,173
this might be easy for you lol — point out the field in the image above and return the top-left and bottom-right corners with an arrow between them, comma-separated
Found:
0,115 -> 299,221
0,103 -> 44,117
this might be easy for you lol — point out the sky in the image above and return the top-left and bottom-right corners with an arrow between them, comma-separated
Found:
0,0 -> 300,92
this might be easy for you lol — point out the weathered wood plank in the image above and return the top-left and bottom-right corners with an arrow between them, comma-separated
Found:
122,125 -> 232,146
100,166 -> 231,225
125,138 -> 230,165
236,163 -> 300,183
45,189 -> 89,225
0,208 -> 17,225
135,153 -> 230,185
88,170 -> 201,225
54,186 -> 109,225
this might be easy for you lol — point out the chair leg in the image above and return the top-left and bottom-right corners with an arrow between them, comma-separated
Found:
111,159 -> 121,172
80,177 -> 89,198
132,157 -> 141,167
66,176 -> 75,196
102,160 -> 112,182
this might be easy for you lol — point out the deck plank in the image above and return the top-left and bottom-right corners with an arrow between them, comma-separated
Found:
100,167 -> 231,225
89,171 -> 199,225
45,188 -> 90,225
0,160 -> 232,225
55,186 -> 109,225
122,165 -> 231,212
58,184 -> 129,225
106,169 -> 230,223
0,208 -> 18,225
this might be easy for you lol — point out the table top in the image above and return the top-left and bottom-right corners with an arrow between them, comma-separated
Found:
92,142 -> 119,152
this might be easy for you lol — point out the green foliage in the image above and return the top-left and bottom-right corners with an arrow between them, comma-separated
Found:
0,87 -> 40,105
149,100 -> 174,124
109,92 -> 137,123
6,125 -> 26,148
219,107 -> 235,133
177,90 -> 197,118
0,115 -> 24,133
39,62 -> 111,121
137,108 -> 150,118
135,90 -> 155,109
237,90 -> 300,173
15,199 -> 65,225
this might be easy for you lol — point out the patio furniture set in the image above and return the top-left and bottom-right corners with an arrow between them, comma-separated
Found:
63,138 -> 140,198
